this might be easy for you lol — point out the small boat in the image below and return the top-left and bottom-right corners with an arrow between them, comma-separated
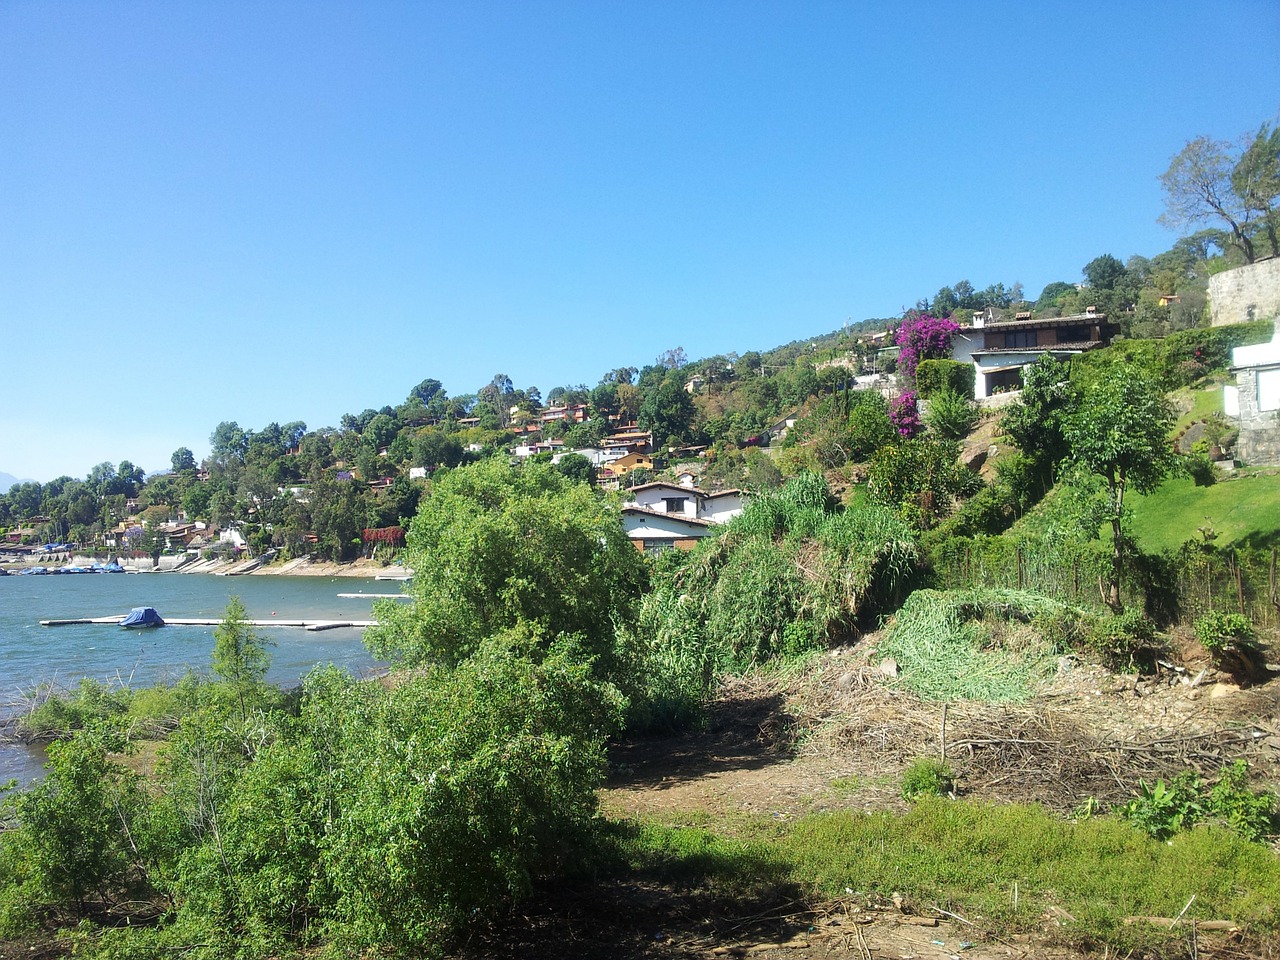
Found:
119,606 -> 165,629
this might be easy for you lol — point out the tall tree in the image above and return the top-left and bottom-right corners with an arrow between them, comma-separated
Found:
171,447 -> 197,473
1063,369 -> 1180,612
1159,136 -> 1257,263
1233,122 -> 1280,257
1082,254 -> 1128,291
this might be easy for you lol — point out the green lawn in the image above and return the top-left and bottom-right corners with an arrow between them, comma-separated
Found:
1172,382 -> 1225,433
1128,470 -> 1280,553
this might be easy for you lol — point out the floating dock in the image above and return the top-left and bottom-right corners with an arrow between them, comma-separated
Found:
40,616 -> 377,632
336,592 -> 411,600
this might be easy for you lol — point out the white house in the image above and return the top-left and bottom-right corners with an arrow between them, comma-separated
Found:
1224,325 -> 1280,464
551,445 -> 630,468
620,507 -> 713,553
622,481 -> 746,552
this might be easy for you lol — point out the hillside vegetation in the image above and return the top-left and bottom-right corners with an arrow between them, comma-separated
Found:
4,133 -> 1280,958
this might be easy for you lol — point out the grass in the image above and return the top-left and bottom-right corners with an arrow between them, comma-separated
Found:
609,799 -> 1280,956
1127,470 -> 1280,553
1171,382 -> 1225,433
874,589 -> 1078,702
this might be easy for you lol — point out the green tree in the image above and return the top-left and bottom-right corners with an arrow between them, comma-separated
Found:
554,452 -> 597,485
1063,369 -> 1180,612
1233,122 -> 1280,257
365,460 -> 647,681
171,447 -> 197,473
1001,354 -> 1078,500
211,596 -> 275,722
1083,254 -> 1128,291
638,376 -> 696,446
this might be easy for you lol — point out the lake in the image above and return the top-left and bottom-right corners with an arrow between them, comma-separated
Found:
0,572 -> 394,783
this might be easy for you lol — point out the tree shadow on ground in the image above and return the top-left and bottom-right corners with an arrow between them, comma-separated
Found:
450,819 -> 807,960
607,691 -> 798,791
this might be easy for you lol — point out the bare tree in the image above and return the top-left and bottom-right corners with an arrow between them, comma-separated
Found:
1159,136 -> 1256,263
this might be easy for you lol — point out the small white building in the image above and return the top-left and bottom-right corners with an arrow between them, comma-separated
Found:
1224,325 -> 1280,465
620,508 -> 713,553
622,482 -> 746,552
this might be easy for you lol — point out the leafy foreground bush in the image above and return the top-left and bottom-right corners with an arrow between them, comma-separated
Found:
0,636 -> 621,958
366,458 -> 648,686
630,473 -> 919,729
876,589 -> 1087,702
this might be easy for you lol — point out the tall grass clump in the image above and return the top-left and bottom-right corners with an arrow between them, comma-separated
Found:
876,589 -> 1085,702
630,473 -> 920,729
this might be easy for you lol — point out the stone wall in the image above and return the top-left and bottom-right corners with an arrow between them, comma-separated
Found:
1209,257 -> 1280,326
1235,367 -> 1280,465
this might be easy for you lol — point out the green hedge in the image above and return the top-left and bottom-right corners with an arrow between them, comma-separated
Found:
916,359 -> 975,399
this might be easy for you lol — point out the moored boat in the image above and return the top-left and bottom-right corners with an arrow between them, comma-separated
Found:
119,606 -> 165,628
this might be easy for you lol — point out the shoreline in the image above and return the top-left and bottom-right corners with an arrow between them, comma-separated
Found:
0,555 -> 411,580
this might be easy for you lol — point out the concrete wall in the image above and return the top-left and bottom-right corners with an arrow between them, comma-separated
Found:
1209,257 -> 1280,327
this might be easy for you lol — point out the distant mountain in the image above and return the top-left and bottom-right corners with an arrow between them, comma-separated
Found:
0,471 -> 27,493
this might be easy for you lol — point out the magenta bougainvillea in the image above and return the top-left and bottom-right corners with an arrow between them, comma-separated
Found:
895,314 -> 960,383
889,391 -> 923,438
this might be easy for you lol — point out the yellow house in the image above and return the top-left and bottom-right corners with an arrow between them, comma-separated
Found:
606,451 -> 654,477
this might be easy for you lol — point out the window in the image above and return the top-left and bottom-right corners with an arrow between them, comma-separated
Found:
1004,330 -> 1037,349
661,497 -> 688,514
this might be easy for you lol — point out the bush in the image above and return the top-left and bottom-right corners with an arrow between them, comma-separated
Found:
1087,610 -> 1164,670
1194,610 -> 1256,653
901,758 -> 954,801
1194,610 -> 1264,677
1185,452 -> 1218,486
924,389 -> 980,441
915,359 -> 975,399
868,438 -> 968,529
1121,761 -> 1277,843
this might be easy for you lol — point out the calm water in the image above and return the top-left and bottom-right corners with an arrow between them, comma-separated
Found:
0,572 -> 395,783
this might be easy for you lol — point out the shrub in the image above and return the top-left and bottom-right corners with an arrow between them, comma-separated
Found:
1194,610 -> 1264,677
888,391 -> 923,438
868,438 -> 968,529
1194,610 -> 1256,653
924,389 -> 979,441
1087,610 -> 1163,670
901,758 -> 955,801
895,315 -> 960,383
1121,761 -> 1277,843
1185,452 -> 1218,486
915,359 -> 975,399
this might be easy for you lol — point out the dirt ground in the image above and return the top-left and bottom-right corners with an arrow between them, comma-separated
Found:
453,637 -> 1280,960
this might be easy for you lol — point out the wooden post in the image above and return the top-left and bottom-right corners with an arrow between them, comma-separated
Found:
939,703 -> 948,764
1234,551 -> 1245,616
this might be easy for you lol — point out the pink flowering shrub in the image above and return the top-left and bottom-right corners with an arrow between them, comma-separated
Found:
895,314 -> 960,383
889,391 -> 923,438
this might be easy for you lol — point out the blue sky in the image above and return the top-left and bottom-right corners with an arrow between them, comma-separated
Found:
2,1 -> 1278,482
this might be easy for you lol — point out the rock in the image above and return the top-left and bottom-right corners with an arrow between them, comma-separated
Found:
877,658 -> 899,679
1209,682 -> 1241,699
